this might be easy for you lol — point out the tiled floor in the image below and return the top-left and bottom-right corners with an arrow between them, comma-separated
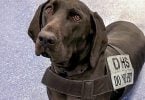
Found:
0,0 -> 144,100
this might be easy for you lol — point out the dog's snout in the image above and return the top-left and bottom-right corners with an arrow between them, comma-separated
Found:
38,32 -> 57,46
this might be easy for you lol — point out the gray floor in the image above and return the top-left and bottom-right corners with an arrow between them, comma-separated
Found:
0,0 -> 145,100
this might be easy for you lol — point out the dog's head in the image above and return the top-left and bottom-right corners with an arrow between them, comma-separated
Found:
28,0 -> 107,69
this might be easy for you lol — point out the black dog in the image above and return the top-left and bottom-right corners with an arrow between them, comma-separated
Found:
28,0 -> 145,99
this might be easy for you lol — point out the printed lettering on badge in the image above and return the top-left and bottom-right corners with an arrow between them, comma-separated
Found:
107,55 -> 134,90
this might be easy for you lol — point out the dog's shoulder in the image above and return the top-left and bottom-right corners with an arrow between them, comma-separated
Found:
105,21 -> 145,78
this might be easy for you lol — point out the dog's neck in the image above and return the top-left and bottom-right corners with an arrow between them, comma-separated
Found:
50,53 -> 106,80
50,47 -> 107,79
51,43 -> 91,77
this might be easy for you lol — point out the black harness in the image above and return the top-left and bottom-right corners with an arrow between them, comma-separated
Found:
42,44 -> 126,100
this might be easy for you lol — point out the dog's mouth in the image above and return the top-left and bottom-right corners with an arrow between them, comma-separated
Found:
41,52 -> 50,58
36,49 -> 50,58
35,39 -> 74,69
35,43 -> 71,68
35,42 -> 51,58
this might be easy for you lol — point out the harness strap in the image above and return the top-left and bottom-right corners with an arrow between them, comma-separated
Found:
108,44 -> 125,54
42,68 -> 114,99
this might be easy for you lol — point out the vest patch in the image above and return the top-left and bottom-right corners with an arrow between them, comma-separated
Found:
107,55 -> 134,90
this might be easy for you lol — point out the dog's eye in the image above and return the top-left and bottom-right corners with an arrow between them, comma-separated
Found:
69,10 -> 82,22
72,15 -> 81,22
46,6 -> 54,16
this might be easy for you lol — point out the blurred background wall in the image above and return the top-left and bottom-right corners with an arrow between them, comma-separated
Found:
0,0 -> 145,100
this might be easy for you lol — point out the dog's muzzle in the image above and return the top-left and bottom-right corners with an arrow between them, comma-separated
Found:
38,31 -> 57,47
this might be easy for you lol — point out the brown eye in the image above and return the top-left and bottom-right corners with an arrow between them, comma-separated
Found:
69,9 -> 82,22
72,15 -> 81,22
46,6 -> 54,15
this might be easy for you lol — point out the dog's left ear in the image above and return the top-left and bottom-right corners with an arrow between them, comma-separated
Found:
28,4 -> 43,43
90,12 -> 108,68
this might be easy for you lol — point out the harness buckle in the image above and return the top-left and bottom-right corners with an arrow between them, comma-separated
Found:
81,80 -> 94,100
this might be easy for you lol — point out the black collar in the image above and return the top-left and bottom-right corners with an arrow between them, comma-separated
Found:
42,68 -> 113,98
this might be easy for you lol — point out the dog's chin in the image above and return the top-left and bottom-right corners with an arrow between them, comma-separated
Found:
41,52 -> 50,58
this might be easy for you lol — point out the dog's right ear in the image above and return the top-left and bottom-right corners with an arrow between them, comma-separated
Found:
28,1 -> 49,43
89,12 -> 107,68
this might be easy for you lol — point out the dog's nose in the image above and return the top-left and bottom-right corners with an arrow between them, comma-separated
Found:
38,32 -> 57,46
